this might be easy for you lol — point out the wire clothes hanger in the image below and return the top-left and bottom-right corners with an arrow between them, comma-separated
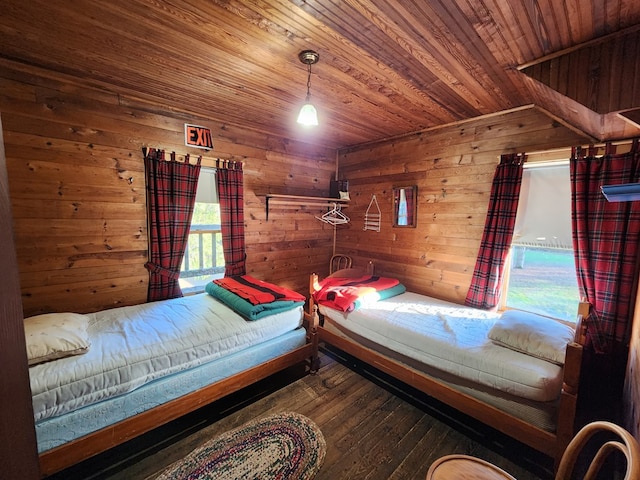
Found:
316,202 -> 350,225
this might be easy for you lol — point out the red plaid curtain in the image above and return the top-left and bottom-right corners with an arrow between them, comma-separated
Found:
217,160 -> 246,276
144,149 -> 201,301
570,139 -> 640,353
465,153 -> 525,309
405,187 -> 415,226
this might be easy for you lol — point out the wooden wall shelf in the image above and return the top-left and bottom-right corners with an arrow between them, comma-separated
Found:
265,194 -> 349,220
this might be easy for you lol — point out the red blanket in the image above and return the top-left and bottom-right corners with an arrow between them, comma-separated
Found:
312,275 -> 400,312
214,275 -> 305,305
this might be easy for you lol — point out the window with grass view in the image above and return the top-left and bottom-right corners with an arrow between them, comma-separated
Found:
179,168 -> 224,293
503,162 -> 580,322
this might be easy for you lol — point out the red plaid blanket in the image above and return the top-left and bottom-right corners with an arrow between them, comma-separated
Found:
214,275 -> 305,305
312,275 -> 400,312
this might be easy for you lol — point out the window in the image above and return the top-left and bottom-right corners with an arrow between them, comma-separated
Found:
393,185 -> 417,227
179,168 -> 224,294
501,162 -> 580,322
397,189 -> 408,225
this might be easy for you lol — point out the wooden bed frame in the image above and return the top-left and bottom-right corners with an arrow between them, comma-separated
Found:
307,270 -> 588,467
38,332 -> 316,477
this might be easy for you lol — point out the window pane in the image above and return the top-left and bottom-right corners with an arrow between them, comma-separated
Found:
506,246 -> 580,322
179,202 -> 223,294
397,188 -> 408,225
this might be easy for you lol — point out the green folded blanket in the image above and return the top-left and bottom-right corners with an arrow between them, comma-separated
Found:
351,283 -> 407,311
206,282 -> 304,321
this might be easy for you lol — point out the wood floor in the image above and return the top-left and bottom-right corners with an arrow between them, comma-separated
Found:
48,347 -> 554,480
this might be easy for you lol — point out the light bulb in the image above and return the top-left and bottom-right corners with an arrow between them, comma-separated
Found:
297,102 -> 318,126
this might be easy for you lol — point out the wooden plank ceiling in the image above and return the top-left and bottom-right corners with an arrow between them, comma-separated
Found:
0,0 -> 639,149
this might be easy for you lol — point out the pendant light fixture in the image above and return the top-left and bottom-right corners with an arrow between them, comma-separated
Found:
296,50 -> 320,127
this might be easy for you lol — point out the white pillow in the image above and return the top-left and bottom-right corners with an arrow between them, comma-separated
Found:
24,312 -> 91,366
488,310 -> 575,365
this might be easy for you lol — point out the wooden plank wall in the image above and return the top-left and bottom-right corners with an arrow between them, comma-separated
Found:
624,285 -> 640,439
0,61 -> 337,316
0,114 -> 40,479
335,106 -> 593,304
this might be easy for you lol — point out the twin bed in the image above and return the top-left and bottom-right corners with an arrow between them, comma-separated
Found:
28,267 -> 586,476
308,267 -> 587,466
27,276 -> 313,477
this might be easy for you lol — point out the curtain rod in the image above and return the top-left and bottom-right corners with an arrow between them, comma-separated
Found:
517,140 -> 636,164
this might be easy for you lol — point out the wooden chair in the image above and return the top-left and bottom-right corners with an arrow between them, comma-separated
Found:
426,421 -> 640,480
329,254 -> 352,274
556,421 -> 640,480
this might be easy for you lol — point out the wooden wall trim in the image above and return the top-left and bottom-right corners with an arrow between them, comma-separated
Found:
338,104 -> 595,154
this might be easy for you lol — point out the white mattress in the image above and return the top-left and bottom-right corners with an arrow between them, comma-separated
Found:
319,292 -> 563,402
35,329 -> 307,452
30,293 -> 303,422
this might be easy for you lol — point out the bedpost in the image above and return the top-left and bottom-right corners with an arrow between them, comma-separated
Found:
555,341 -> 583,468
307,273 -> 321,373
553,300 -> 589,469
309,304 -> 320,372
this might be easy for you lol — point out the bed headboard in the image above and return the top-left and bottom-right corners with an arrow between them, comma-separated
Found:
328,261 -> 375,278
328,267 -> 368,278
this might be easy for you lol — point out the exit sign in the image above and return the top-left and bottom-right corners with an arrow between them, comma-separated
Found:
184,124 -> 213,150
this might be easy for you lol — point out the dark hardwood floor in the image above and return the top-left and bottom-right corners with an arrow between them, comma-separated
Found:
48,347 -> 554,480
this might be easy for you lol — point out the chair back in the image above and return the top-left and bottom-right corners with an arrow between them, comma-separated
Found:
330,254 -> 352,274
555,421 -> 640,480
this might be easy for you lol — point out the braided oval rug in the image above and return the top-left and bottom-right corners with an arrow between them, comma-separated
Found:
154,412 -> 326,480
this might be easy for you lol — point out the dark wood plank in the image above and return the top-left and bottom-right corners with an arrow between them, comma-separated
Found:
0,115 -> 40,479
1,65 -> 336,315
48,351 -> 551,480
2,0 -> 638,149
39,345 -> 314,477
